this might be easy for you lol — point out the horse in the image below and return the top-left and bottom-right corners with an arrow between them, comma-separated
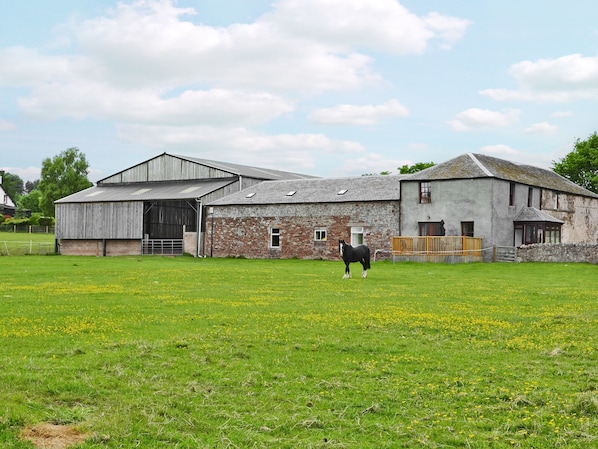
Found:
339,239 -> 371,279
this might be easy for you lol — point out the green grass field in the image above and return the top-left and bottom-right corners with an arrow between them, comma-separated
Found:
0,231 -> 54,256
1,256 -> 596,448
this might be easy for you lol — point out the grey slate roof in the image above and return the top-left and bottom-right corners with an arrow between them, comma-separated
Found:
514,207 -> 564,223
56,179 -> 236,204
173,154 -> 317,181
405,153 -> 598,199
208,175 -> 404,206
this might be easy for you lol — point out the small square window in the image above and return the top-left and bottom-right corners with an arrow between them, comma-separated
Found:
314,229 -> 327,241
337,189 -> 348,195
286,191 -> 296,196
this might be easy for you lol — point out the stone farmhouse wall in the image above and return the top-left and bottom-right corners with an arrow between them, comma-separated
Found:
209,201 -> 399,260
517,243 -> 598,264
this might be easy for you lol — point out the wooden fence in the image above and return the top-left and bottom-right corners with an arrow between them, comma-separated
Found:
391,236 -> 483,263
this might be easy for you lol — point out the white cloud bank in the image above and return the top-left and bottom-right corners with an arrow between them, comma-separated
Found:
0,0 -> 470,168
481,54 -> 598,103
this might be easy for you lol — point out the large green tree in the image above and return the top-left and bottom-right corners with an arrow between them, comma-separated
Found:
39,147 -> 93,216
0,171 -> 24,201
552,132 -> 598,193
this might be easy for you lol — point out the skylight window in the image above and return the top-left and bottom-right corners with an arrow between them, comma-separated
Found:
286,191 -> 297,196
246,192 -> 256,198
337,189 -> 348,195
132,188 -> 151,195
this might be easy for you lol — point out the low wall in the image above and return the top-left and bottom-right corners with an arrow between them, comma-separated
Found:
60,239 -> 141,256
517,243 -> 598,264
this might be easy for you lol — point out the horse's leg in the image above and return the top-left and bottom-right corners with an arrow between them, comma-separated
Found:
361,260 -> 368,278
343,262 -> 351,279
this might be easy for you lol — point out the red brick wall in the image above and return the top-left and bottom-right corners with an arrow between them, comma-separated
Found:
209,201 -> 399,260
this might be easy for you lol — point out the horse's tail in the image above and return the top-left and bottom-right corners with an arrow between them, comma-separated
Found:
364,246 -> 371,270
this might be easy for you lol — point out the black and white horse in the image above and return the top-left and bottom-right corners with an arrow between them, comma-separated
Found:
339,239 -> 371,279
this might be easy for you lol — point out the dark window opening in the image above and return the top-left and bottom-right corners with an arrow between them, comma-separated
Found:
461,221 -> 474,237
419,222 -> 444,236
509,182 -> 515,206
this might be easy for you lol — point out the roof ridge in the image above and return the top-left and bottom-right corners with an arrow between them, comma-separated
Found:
468,153 -> 493,177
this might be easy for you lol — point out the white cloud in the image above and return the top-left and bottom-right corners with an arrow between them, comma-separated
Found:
117,123 -> 365,169
309,100 -> 409,125
266,0 -> 471,54
19,84 -> 293,126
2,166 -> 41,181
0,118 -> 15,131
449,108 -> 520,132
524,122 -> 558,135
481,54 -> 598,103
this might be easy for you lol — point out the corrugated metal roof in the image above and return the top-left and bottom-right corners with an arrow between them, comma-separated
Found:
56,179 -> 237,203
405,153 -> 598,198
514,207 -> 564,223
208,175 -> 403,206
174,154 -> 318,180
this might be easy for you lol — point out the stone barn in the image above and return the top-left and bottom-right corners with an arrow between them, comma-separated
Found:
400,153 -> 598,254
55,153 -> 313,256
207,175 -> 403,260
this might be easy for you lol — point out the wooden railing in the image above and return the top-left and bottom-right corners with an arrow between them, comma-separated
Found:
391,236 -> 483,263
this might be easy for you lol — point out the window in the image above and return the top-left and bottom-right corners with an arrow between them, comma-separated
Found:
527,187 -> 534,207
553,192 -> 559,210
419,222 -> 444,236
419,182 -> 431,204
314,228 -> 327,241
461,221 -> 474,237
270,227 -> 280,248
509,182 -> 515,206
515,222 -> 561,245
351,227 -> 364,246
337,189 -> 348,195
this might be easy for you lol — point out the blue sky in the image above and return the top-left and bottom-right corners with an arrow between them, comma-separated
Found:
1,0 -> 597,183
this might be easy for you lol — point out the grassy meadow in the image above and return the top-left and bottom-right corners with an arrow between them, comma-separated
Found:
0,231 -> 54,255
0,256 -> 597,448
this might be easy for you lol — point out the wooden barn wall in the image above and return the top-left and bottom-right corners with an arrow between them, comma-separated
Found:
56,202 -> 143,239
100,154 -> 236,184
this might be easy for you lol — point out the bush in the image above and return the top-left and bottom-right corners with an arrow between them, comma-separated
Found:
38,216 -> 54,227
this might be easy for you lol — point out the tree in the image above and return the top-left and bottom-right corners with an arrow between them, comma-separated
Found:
552,132 -> 598,194
18,189 -> 42,213
0,171 -> 24,200
25,179 -> 40,193
39,147 -> 93,216
398,162 -> 435,174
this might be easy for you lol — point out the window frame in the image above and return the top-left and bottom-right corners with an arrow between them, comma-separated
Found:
350,226 -> 364,246
461,221 -> 474,237
418,222 -> 444,236
269,227 -> 281,249
419,181 -> 431,204
314,228 -> 327,242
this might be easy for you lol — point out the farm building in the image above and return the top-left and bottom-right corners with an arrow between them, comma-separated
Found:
0,182 -> 17,217
55,151 -> 598,261
55,153 -> 314,256
399,153 -> 598,258
206,175 -> 403,259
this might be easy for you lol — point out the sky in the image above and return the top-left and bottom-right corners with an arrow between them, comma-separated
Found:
1,1 -> 598,183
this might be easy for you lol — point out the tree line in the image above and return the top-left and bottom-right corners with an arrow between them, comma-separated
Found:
1,133 -> 597,221
1,147 -> 92,221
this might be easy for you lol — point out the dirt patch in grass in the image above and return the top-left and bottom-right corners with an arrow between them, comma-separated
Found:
20,423 -> 88,449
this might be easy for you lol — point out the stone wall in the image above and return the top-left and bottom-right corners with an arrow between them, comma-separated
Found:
210,201 -> 399,260
517,243 -> 598,264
